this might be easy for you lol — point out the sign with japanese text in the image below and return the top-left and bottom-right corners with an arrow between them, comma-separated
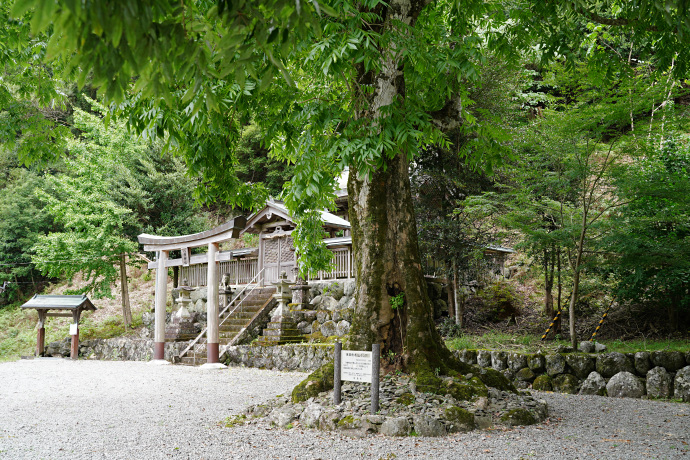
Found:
341,350 -> 372,383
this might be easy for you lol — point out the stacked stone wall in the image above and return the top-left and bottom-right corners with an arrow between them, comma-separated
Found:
223,344 -> 334,372
454,348 -> 690,401
45,335 -> 192,362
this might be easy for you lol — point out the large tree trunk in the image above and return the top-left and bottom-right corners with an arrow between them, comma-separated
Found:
348,153 -> 453,373
555,248 -> 562,334
345,0 -> 454,375
348,0 -> 463,373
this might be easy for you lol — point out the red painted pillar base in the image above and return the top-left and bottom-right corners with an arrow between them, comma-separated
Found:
70,332 -> 79,360
207,343 -> 219,364
154,341 -> 165,360
37,327 -> 45,357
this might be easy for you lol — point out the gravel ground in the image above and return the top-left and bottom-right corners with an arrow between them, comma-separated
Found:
1,359 -> 688,460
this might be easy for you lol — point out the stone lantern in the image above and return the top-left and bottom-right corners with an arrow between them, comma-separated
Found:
271,271 -> 295,321
166,279 -> 197,341
290,273 -> 311,308
256,271 -> 304,345
220,273 -> 234,308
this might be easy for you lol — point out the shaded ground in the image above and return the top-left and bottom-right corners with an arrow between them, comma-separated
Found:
1,359 -> 688,459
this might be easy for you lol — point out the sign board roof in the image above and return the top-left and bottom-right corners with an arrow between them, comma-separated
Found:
20,295 -> 96,311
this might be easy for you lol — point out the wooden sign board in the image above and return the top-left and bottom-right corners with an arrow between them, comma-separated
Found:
69,324 -> 78,335
341,350 -> 372,383
181,247 -> 190,267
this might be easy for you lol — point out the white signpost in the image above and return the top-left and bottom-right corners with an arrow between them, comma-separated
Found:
341,351 -> 373,383
334,343 -> 380,412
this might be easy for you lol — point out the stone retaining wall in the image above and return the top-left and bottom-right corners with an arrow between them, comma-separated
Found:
454,348 -> 690,401
45,335 -> 192,362
223,344 -> 334,372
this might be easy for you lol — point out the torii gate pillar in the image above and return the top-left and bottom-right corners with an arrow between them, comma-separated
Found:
154,250 -> 169,362
206,242 -> 221,364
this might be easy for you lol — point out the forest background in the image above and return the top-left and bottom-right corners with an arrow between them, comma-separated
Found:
0,0 -> 688,360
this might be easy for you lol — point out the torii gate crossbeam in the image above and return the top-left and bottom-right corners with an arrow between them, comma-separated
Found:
137,217 -> 246,365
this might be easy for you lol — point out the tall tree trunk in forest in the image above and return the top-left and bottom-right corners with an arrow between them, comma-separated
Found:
119,254 -> 132,328
544,247 -> 554,319
568,210 -> 588,349
346,0 -> 455,374
556,248 -> 562,334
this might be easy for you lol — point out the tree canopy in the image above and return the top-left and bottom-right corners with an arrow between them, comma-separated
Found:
4,0 -> 690,367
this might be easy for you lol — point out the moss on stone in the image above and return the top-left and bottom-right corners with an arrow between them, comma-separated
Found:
307,331 -> 325,342
337,415 -> 357,428
444,406 -> 476,433
532,374 -> 553,391
444,377 -> 489,401
291,362 -> 335,403
515,367 -> 536,382
500,408 -> 537,426
552,373 -> 579,394
415,370 -> 443,394
474,367 -> 517,393
221,414 -> 247,427
396,392 -> 415,406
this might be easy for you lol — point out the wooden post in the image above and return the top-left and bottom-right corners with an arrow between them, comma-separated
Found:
334,342 -> 342,404
154,250 -> 169,360
207,242 -> 220,363
70,310 -> 79,360
36,310 -> 47,357
371,343 -> 380,414
347,248 -> 351,279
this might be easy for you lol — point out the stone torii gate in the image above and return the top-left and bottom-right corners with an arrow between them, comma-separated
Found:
137,217 -> 246,366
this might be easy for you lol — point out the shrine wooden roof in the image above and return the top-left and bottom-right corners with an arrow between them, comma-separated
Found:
242,200 -> 350,234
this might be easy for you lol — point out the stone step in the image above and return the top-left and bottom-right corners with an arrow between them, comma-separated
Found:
224,304 -> 264,313
264,321 -> 297,331
255,336 -> 304,345
262,328 -> 302,337
221,319 -> 249,327
176,287 -> 276,366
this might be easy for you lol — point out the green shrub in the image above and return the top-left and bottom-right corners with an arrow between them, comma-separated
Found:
475,282 -> 521,322
437,317 -> 464,338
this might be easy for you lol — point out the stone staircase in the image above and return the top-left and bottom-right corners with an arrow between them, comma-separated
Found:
178,287 -> 275,366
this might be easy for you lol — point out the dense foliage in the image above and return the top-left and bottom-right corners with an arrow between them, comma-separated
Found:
1,0 -> 689,345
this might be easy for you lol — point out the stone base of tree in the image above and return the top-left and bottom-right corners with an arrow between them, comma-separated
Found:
235,373 -> 548,437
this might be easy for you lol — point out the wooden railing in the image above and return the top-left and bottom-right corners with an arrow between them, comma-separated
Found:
180,257 -> 259,287
180,247 -> 355,286
307,247 -> 353,281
